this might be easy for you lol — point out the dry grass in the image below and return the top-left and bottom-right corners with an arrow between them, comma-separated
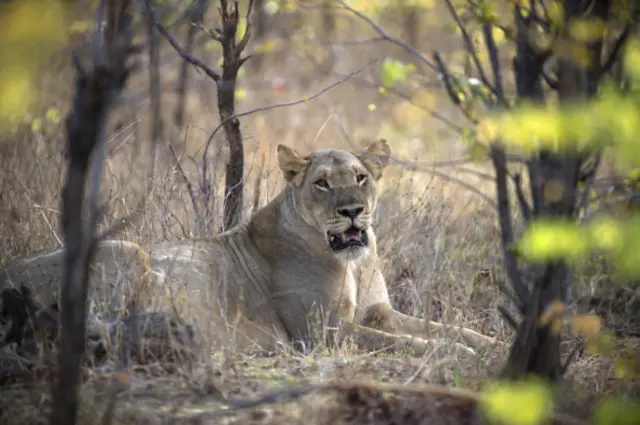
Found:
0,3 -> 638,424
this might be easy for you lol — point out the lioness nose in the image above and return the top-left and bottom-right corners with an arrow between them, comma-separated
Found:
337,205 -> 364,219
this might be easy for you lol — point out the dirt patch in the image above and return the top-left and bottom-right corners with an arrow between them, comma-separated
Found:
1,347 -> 636,425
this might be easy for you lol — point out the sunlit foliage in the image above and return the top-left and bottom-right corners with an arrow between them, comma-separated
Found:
0,0 -> 69,129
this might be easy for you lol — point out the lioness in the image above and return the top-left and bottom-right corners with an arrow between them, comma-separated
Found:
1,140 -> 498,356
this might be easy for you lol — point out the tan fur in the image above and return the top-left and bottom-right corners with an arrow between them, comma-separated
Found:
0,240 -> 154,316
0,141 -> 500,356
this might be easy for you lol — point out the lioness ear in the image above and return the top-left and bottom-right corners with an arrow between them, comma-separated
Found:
357,139 -> 391,180
277,144 -> 310,185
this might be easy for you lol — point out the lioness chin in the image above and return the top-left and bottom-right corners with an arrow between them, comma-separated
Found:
1,140 -> 500,358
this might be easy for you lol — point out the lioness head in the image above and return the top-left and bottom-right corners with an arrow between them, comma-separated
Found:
277,140 -> 391,262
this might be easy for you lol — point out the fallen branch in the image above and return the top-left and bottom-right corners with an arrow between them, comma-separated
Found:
170,379 -> 588,425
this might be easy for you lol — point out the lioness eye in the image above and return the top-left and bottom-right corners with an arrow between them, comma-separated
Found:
356,174 -> 367,186
314,179 -> 330,190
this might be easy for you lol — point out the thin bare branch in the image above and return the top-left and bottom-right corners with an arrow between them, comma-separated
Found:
334,0 -> 438,72
174,1 -> 207,127
236,0 -> 255,53
542,71 -> 559,90
302,48 -> 465,134
201,59 -> 378,177
147,0 -> 221,81
443,0 -> 496,97
577,153 -> 602,219
560,341 -> 584,375
512,173 -> 532,222
490,144 -> 530,308
498,305 -> 519,330
600,25 -> 631,77
481,20 -> 506,105
433,52 -> 463,108
169,143 -> 204,232
332,112 -> 499,209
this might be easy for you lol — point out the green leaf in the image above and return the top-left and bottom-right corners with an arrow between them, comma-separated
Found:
469,142 -> 486,161
594,397 -> 640,425
235,88 -> 247,101
380,58 -> 415,88
461,127 -> 476,146
30,117 -> 42,133
45,107 -> 61,123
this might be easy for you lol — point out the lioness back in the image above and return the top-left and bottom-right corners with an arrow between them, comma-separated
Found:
0,240 -> 153,316
145,230 -> 290,351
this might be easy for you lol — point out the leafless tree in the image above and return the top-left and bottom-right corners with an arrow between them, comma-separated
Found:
148,0 -> 254,232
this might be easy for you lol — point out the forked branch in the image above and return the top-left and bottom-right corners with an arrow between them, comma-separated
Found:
148,0 -> 254,232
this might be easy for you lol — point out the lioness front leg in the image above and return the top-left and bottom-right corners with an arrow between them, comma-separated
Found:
338,320 -> 476,356
356,251 -> 501,350
362,303 -> 501,349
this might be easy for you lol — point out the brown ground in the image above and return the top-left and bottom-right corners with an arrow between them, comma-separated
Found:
2,349 -> 628,425
0,2 -> 638,424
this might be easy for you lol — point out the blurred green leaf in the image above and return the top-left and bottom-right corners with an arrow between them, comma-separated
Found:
470,143 -> 487,161
569,17 -> 606,43
69,19 -> 93,34
380,58 -> 415,88
594,397 -> 640,425
0,0 -> 69,129
481,378 -> 554,425
584,329 -> 616,355
235,88 -> 248,101
45,107 -> 61,124
518,219 -> 590,262
614,354 -> 639,380
30,117 -> 43,133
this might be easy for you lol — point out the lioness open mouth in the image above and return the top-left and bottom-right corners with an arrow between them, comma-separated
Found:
328,226 -> 368,251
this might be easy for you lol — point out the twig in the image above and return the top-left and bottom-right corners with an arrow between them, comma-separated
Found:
147,0 -> 221,82
433,52 -> 462,108
490,144 -> 529,308
168,143 -> 203,231
201,58 -> 378,175
497,305 -> 518,330
481,19 -> 506,106
331,112 -> 499,209
144,0 -> 163,221
512,173 -> 532,222
599,25 -> 631,77
302,49 -> 465,134
443,0 -> 496,97
39,210 -> 63,246
577,153 -> 602,219
335,0 -> 437,72
174,1 -> 205,127
542,71 -> 559,90
560,341 -> 584,375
